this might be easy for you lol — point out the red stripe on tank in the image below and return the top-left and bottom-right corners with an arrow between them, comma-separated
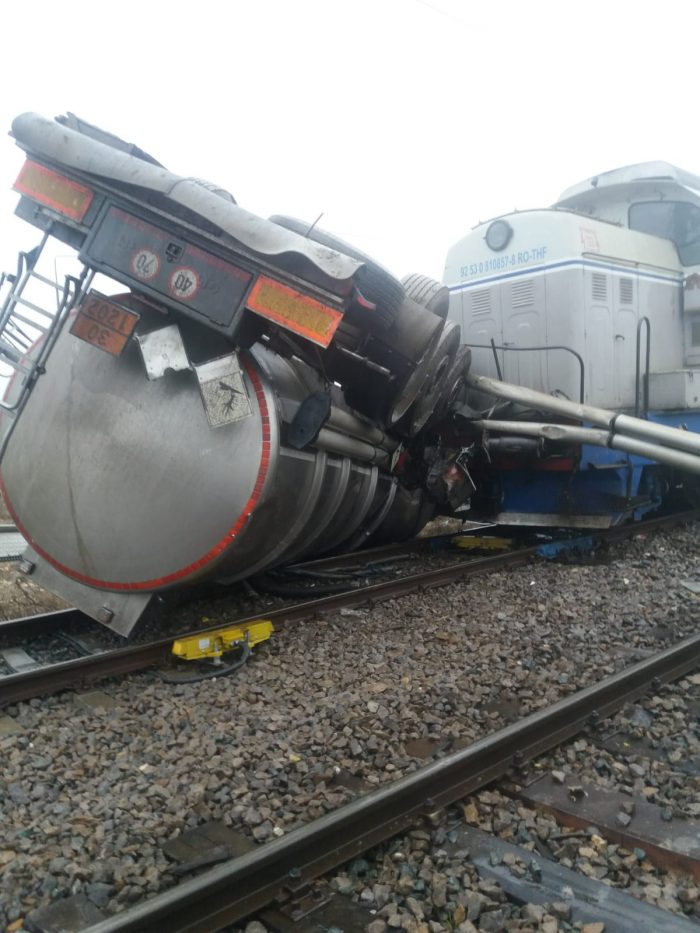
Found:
0,354 -> 271,590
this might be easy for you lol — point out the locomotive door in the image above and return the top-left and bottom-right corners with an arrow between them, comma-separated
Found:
585,270 -> 614,407
501,276 -> 546,391
612,273 -> 638,408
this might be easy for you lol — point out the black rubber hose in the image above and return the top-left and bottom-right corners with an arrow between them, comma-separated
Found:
280,562 -> 403,581
158,640 -> 252,685
250,574 -> 359,597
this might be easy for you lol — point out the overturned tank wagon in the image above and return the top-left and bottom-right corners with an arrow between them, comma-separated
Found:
3,115 -> 700,637
0,113 -> 470,635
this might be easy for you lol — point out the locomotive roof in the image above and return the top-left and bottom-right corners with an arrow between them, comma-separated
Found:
557,161 -> 700,203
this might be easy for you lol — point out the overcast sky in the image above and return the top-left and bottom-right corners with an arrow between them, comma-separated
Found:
0,0 -> 698,281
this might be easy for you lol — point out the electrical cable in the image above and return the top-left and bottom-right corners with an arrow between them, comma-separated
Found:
250,574 -> 360,597
158,639 -> 252,685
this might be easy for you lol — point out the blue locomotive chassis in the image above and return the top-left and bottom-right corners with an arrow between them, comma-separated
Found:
491,411 -> 700,526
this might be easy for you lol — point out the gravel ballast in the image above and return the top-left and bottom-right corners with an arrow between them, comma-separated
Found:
0,522 -> 698,930
325,658 -> 700,932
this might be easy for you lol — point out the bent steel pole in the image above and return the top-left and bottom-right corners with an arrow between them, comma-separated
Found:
467,373 -> 700,457
475,420 -> 700,475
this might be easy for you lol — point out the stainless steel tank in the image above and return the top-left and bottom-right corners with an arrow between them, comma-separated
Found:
0,111 -> 469,637
0,304 -> 410,635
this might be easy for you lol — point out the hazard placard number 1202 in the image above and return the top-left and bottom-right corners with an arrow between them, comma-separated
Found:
70,292 -> 140,357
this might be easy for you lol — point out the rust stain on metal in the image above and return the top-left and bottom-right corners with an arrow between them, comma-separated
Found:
518,774 -> 700,880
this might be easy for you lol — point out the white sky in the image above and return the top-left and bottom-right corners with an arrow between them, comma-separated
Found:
0,0 -> 698,281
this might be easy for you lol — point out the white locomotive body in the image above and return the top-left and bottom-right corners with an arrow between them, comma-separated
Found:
444,163 -> 700,526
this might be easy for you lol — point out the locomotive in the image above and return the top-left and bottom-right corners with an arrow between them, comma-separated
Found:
444,161 -> 700,527
1,113 -> 699,636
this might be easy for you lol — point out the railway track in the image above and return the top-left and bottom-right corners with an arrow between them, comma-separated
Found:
3,510 -> 698,932
1,510 -> 698,708
51,629 -> 699,933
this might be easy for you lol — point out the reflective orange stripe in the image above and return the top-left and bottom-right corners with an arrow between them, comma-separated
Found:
247,276 -> 342,347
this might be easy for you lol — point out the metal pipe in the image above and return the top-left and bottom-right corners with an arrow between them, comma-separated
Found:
326,405 -> 399,452
489,338 -> 503,381
613,412 -> 700,456
335,344 -> 393,377
475,419 -> 700,476
467,373 -> 700,457
468,343 -> 585,404
314,427 -> 390,467
635,317 -> 651,418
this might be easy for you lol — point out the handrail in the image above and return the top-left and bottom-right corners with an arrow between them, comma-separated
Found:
635,316 -> 651,418
470,343 -> 585,403
0,232 -> 93,462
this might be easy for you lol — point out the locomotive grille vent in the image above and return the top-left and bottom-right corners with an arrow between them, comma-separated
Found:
692,320 -> 700,347
620,278 -> 634,303
591,272 -> 608,301
512,279 -> 534,308
471,289 -> 491,315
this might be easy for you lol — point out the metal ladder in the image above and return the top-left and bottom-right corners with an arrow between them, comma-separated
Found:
0,228 -> 92,459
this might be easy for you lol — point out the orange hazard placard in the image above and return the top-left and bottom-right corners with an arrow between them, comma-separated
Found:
247,276 -> 343,348
70,292 -> 140,356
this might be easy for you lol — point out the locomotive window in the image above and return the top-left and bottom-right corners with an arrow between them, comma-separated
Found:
629,201 -> 700,266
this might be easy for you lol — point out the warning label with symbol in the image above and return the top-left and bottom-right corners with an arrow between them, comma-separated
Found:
193,353 -> 252,428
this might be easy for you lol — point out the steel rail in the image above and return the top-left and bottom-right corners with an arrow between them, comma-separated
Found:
284,534 -> 452,572
289,525 -> 498,572
0,534 -> 465,647
0,544 -> 539,706
0,607 -> 90,641
83,631 -> 700,933
1,509 -> 698,707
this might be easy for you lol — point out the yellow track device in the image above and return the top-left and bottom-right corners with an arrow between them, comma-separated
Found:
171,620 -> 273,661
451,535 -> 513,551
